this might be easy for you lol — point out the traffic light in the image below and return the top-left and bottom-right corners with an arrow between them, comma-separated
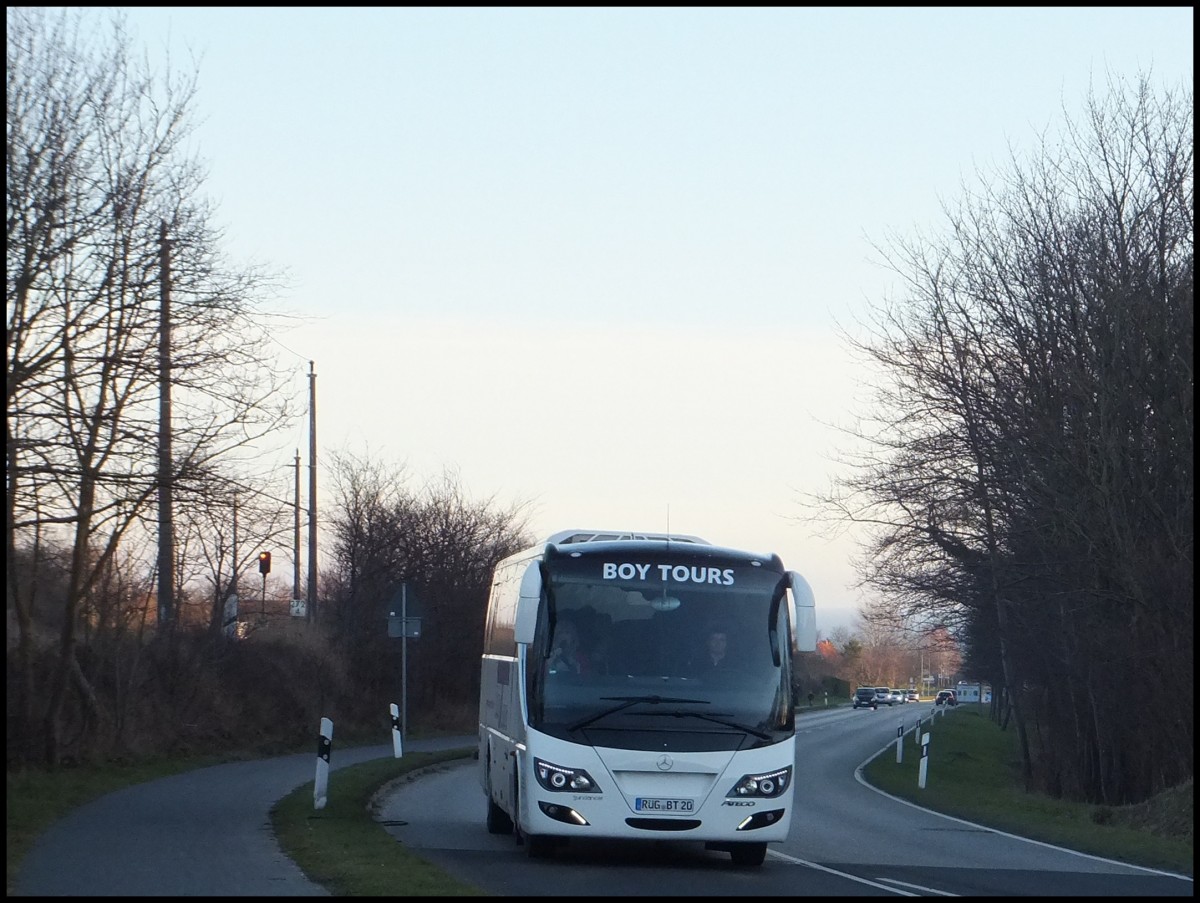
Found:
258,551 -> 271,575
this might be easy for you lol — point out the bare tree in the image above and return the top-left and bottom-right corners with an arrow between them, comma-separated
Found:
171,467 -> 299,637
824,71 -> 1191,804
324,452 -> 532,723
7,8 -> 295,765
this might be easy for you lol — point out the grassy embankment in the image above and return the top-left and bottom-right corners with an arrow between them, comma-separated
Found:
860,703 -> 1193,877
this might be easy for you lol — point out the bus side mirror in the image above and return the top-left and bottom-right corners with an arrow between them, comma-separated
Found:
513,562 -> 542,644
788,571 -> 816,653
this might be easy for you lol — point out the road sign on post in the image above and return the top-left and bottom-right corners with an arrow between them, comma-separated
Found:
386,583 -> 423,739
387,613 -> 421,638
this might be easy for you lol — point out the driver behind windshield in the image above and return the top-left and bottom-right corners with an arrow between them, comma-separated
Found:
548,617 -> 590,674
690,623 -> 734,673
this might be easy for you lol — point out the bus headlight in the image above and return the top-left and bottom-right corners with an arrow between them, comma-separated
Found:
534,758 -> 602,793
728,766 -> 791,799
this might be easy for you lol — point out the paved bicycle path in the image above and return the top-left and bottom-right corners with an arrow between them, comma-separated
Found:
13,735 -> 474,896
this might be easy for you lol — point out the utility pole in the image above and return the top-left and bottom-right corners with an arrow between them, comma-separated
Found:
223,494 -> 239,637
293,450 -> 301,607
231,495 -> 239,596
307,362 -> 318,622
156,221 -> 175,625
402,583 -> 408,738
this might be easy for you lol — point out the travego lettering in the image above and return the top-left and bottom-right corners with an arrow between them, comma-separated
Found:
601,562 -> 735,585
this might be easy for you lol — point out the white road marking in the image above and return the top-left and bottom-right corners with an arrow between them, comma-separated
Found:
766,849 -> 920,895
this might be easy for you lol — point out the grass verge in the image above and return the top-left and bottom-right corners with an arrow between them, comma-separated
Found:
270,749 -> 483,896
862,704 -> 1193,877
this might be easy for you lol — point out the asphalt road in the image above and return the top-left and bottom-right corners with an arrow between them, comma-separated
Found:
12,709 -> 1193,896
378,707 -> 1193,897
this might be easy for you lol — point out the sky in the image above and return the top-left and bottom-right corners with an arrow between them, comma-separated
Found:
103,6 -> 1192,636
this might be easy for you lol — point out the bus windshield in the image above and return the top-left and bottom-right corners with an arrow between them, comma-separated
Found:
526,549 -> 794,751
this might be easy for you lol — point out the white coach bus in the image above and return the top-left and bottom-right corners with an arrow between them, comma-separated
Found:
478,530 -> 816,866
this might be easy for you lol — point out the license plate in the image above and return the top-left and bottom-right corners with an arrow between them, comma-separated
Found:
635,797 -> 694,813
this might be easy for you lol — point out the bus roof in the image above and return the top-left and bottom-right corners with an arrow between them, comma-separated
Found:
538,532 -> 786,571
541,529 -> 710,546
491,530 -> 787,574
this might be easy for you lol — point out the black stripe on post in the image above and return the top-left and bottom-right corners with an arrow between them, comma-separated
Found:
318,734 -> 332,763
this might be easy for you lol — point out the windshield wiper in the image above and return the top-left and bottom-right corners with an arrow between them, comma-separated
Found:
567,695 -> 710,732
644,709 -> 773,741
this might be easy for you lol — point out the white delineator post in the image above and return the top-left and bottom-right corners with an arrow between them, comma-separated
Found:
918,731 -> 930,789
914,715 -> 922,747
390,703 -> 404,758
314,717 -> 333,810
895,725 -> 904,763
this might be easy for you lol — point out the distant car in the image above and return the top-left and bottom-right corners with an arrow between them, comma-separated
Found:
874,686 -> 894,707
935,689 -> 957,706
906,689 -> 920,702
888,688 -> 905,704
853,687 -> 878,709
